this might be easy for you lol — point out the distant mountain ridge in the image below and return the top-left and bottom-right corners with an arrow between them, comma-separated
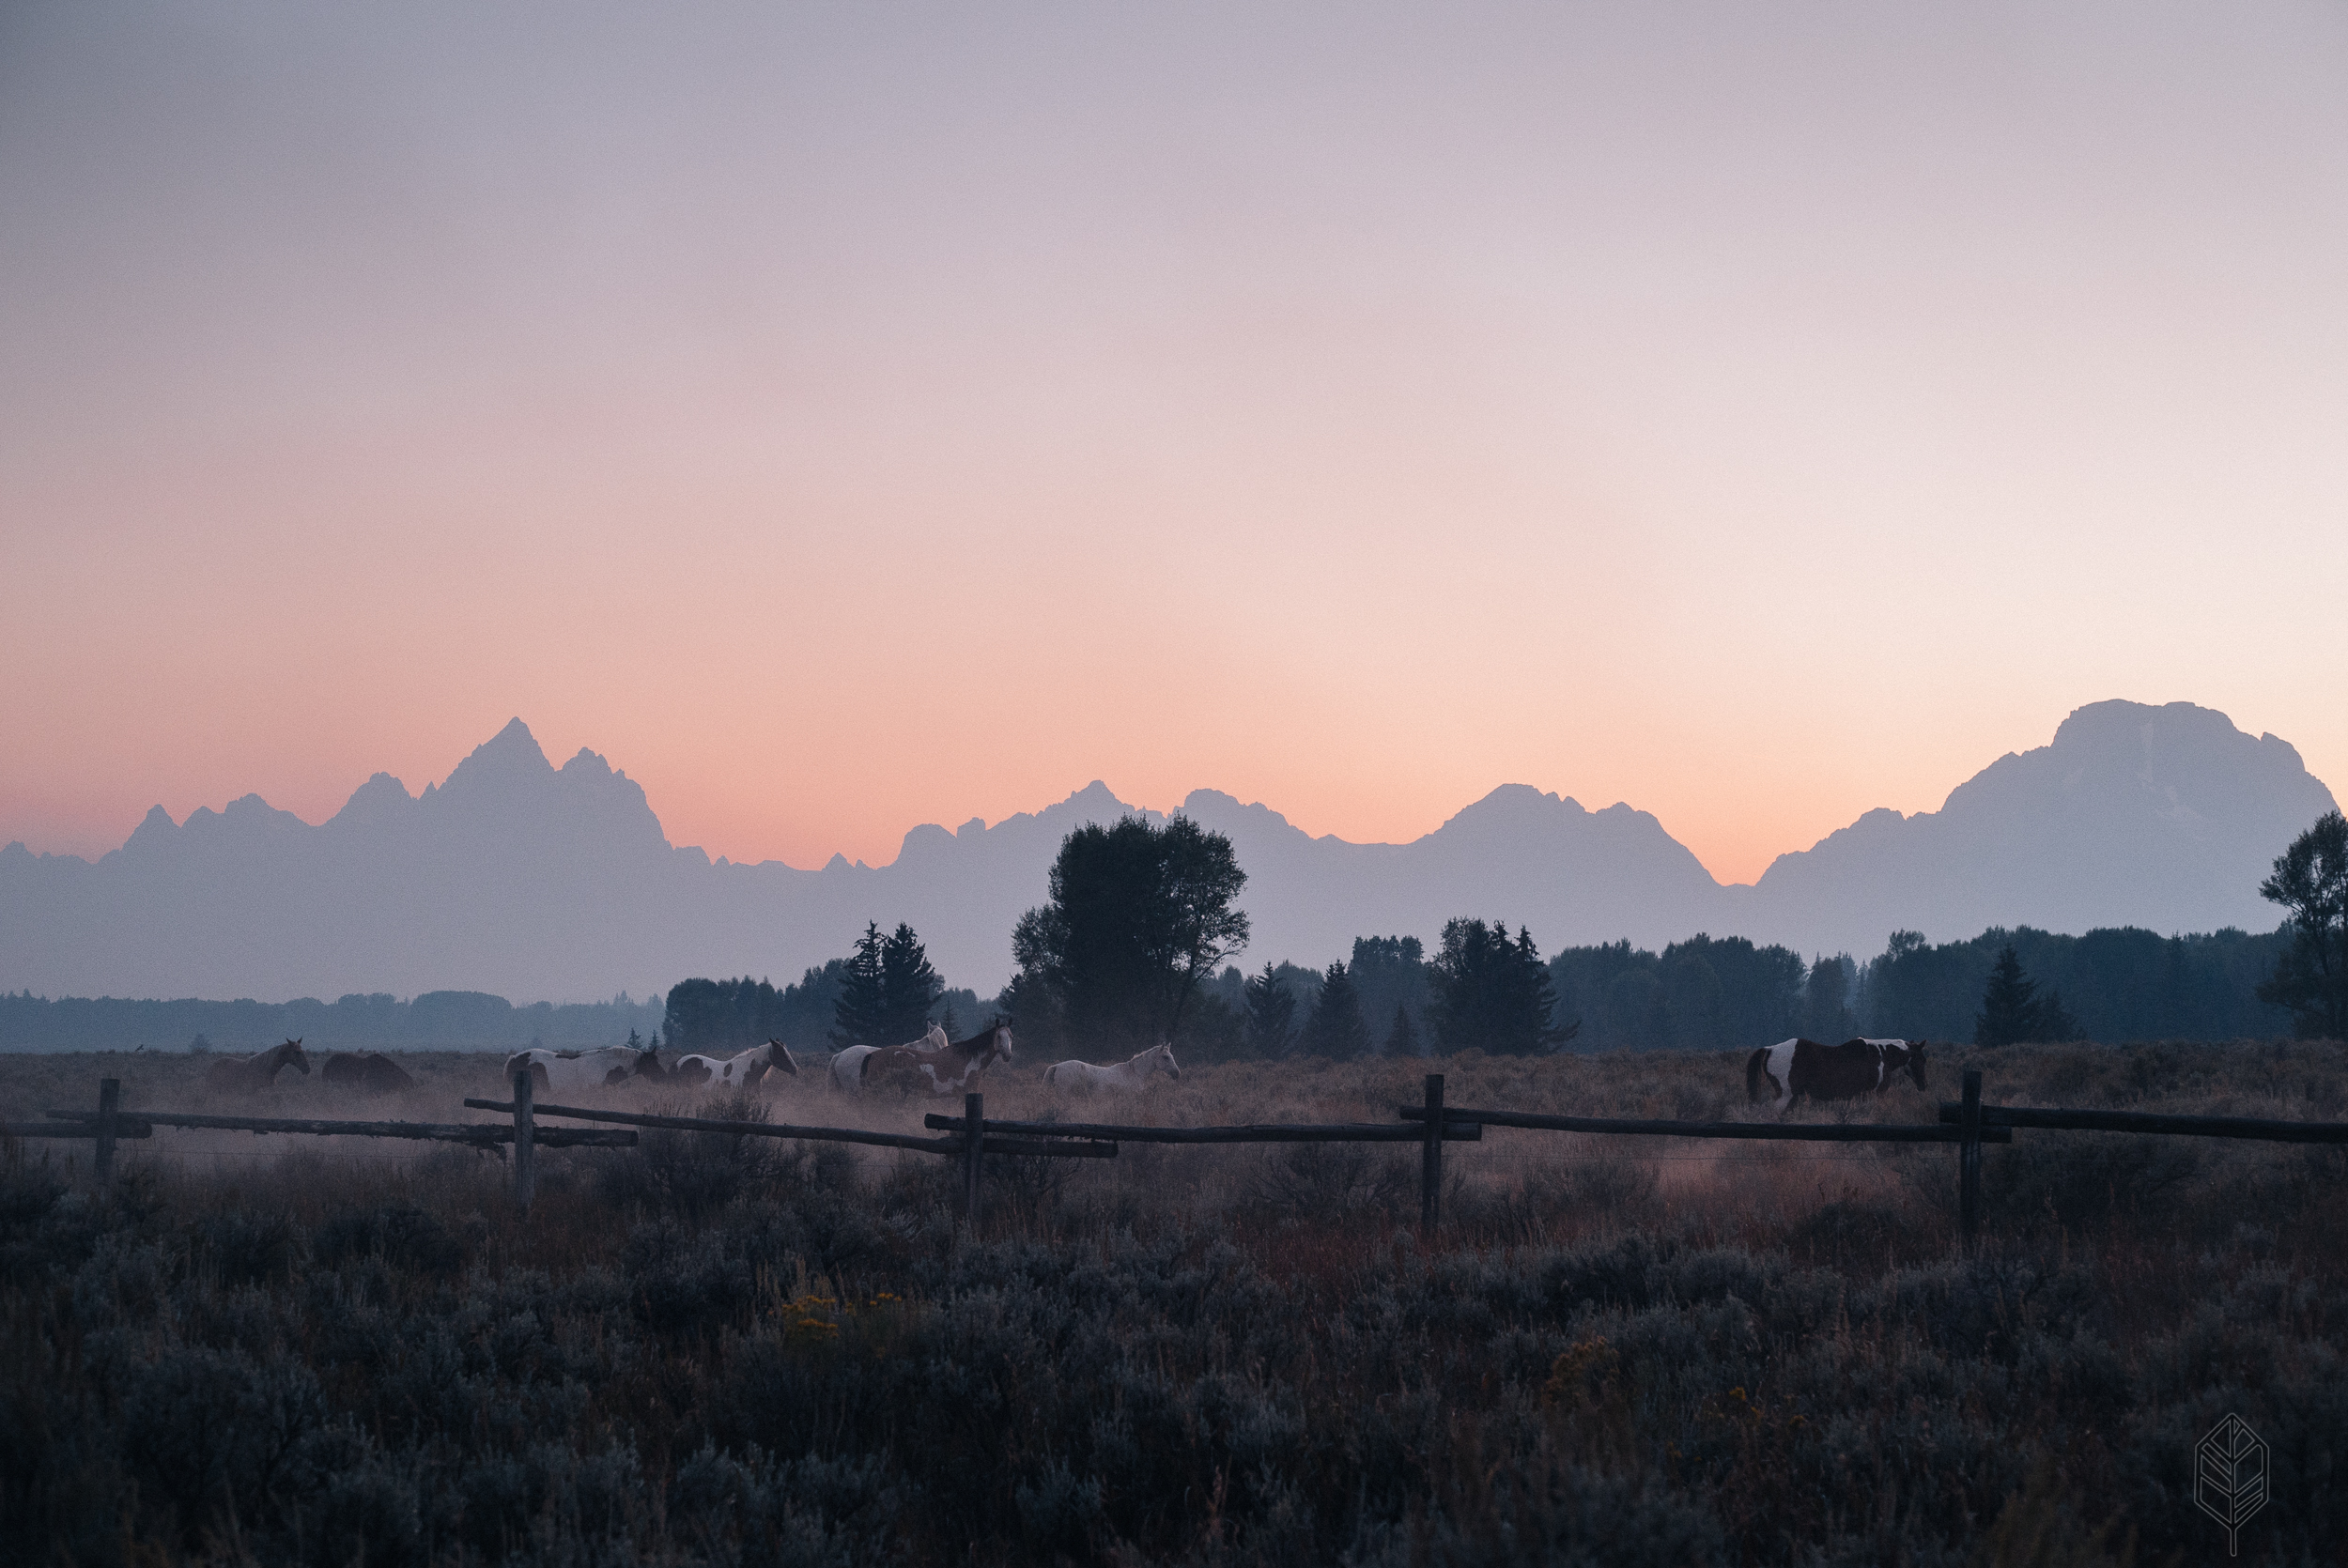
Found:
0,701 -> 2332,1002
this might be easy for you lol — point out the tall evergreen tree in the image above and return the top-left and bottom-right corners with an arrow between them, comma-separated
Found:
876,922 -> 944,1044
1244,961 -> 1297,1059
829,922 -> 889,1049
1974,944 -> 2077,1045
1299,961 -> 1370,1060
2257,810 -> 2348,1040
1803,953 -> 1855,1040
1429,918 -> 1569,1055
1383,1001 -> 1420,1058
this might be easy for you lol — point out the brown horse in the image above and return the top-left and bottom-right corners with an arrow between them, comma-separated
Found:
321,1052 -> 415,1094
205,1038 -> 312,1094
1746,1037 -> 1927,1112
836,1021 -> 1013,1096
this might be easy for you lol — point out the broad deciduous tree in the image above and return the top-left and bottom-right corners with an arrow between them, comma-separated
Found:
1012,815 -> 1250,1054
2258,811 -> 2348,1039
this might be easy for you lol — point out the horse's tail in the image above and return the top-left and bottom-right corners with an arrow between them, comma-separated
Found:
1744,1048 -> 1767,1103
1043,1062 -> 1060,1088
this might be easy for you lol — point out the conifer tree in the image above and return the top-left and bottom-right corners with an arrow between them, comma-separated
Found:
1383,1002 -> 1419,1058
876,922 -> 945,1044
1299,961 -> 1371,1060
1974,945 -> 2041,1047
1244,961 -> 1297,1059
1429,918 -> 1569,1055
829,922 -> 889,1049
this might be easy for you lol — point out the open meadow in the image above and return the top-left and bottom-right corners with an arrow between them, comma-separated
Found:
7,1038 -> 2347,1565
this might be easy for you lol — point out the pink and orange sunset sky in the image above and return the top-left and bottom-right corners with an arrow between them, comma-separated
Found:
5,2 -> 2346,886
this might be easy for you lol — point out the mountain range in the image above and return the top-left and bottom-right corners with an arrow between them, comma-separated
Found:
0,700 -> 2333,1002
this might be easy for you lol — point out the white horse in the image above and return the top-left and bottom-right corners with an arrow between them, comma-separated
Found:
504,1043 -> 665,1095
671,1038 -> 798,1090
1043,1041 -> 1181,1093
827,1022 -> 948,1093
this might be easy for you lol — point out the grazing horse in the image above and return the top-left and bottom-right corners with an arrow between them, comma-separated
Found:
1043,1041 -> 1181,1093
837,1022 -> 1012,1095
205,1038 -> 311,1094
671,1039 -> 799,1090
828,1022 -> 948,1092
504,1043 -> 666,1096
1747,1037 -> 1928,1112
320,1052 -> 415,1094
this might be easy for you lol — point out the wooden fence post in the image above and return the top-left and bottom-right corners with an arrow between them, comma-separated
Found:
94,1078 -> 120,1186
1420,1073 -> 1444,1239
1958,1067 -> 1982,1253
963,1092 -> 983,1232
512,1069 -> 536,1215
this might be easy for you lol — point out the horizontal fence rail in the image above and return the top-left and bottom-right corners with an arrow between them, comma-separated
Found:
1400,1105 -> 2013,1144
1936,1102 -> 2348,1144
6,1119 -> 153,1140
467,1098 -> 1118,1161
921,1114 -> 1485,1145
48,1108 -> 634,1148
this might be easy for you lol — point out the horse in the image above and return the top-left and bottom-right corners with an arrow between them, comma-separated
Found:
204,1038 -> 311,1094
828,1022 -> 947,1092
836,1022 -> 1012,1095
671,1038 -> 799,1090
503,1043 -> 667,1096
320,1052 -> 415,1094
1747,1037 -> 1928,1112
1043,1041 -> 1181,1093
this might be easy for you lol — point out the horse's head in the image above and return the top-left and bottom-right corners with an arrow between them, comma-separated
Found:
989,1020 -> 1013,1066
765,1038 -> 800,1076
1154,1041 -> 1182,1081
635,1047 -> 667,1082
281,1038 -> 311,1076
923,1022 -> 949,1051
1902,1040 -> 1929,1091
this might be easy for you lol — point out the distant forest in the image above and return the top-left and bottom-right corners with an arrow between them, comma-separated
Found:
0,990 -> 666,1055
0,923 -> 2297,1054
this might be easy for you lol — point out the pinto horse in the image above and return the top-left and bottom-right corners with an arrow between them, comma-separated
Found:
504,1043 -> 667,1095
671,1039 -> 799,1090
1747,1037 -> 1927,1112
836,1022 -> 1012,1095
205,1038 -> 312,1094
321,1052 -> 415,1094
1043,1041 -> 1181,1093
827,1023 -> 947,1092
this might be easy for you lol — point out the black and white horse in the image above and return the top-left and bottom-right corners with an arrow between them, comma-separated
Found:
671,1039 -> 798,1090
1746,1037 -> 1927,1112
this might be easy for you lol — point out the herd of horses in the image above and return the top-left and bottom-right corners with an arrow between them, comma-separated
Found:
193,1027 -> 1932,1112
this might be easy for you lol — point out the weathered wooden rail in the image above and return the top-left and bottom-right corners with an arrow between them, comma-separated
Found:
36,1061 -> 2348,1249
14,1076 -> 638,1195
1934,1101 -> 2348,1144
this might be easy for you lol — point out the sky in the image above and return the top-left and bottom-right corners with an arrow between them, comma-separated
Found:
4,1 -> 2345,885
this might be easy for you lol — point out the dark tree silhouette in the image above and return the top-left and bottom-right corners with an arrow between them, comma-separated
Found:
1974,944 -> 2077,1046
876,923 -> 944,1045
1244,961 -> 1297,1059
1012,814 -> 1250,1054
829,922 -> 888,1049
1299,961 -> 1370,1060
2258,810 -> 2348,1039
1383,1001 -> 1420,1058
1429,918 -> 1572,1055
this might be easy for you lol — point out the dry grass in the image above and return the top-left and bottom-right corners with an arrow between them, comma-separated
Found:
5,1038 -> 2345,1565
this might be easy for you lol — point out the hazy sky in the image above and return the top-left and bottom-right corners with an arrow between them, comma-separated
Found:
6,2 -> 2345,884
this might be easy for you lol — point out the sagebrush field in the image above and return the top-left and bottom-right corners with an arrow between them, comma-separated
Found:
6,1039 -> 2345,1565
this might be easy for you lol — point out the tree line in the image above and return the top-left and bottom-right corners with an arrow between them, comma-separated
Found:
15,810 -> 2342,1055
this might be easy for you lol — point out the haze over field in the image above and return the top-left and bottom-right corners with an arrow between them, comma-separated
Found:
1,700 -> 2329,1001
5,3 -> 2348,909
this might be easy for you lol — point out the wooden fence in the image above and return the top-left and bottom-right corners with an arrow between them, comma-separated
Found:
24,1066 -> 2348,1246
